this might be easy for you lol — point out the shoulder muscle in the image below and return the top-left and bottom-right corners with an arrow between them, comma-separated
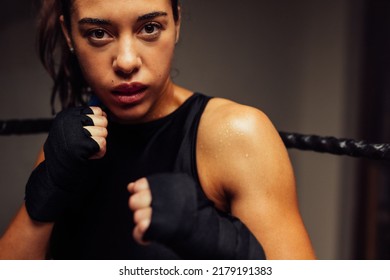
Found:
198,97 -> 293,199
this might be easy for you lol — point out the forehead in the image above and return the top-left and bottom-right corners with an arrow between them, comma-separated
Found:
71,0 -> 172,18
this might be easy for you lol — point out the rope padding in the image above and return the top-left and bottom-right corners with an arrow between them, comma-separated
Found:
1,118 -> 389,160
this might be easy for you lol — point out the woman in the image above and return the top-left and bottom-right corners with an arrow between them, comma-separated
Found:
0,0 -> 315,259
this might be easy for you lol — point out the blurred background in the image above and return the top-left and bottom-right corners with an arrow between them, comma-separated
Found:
0,0 -> 389,259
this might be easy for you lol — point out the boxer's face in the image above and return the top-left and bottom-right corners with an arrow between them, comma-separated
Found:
61,0 -> 180,123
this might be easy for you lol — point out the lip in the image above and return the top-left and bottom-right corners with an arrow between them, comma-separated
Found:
111,82 -> 148,105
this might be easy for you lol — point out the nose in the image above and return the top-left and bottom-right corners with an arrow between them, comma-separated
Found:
112,38 -> 141,76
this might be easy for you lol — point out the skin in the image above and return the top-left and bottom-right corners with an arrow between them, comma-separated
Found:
0,0 -> 315,259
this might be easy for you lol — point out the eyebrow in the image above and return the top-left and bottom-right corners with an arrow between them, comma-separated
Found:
137,11 -> 168,21
79,18 -> 111,25
78,11 -> 168,26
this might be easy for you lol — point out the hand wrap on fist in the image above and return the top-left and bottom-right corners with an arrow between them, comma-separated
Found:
131,173 -> 266,260
25,107 -> 107,222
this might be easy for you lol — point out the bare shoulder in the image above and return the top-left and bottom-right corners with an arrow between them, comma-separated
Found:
197,97 -> 293,207
200,97 -> 281,146
202,97 -> 268,126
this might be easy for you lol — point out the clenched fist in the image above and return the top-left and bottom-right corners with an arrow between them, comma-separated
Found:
25,106 -> 108,222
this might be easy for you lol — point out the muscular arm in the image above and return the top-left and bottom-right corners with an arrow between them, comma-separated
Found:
197,99 -> 316,259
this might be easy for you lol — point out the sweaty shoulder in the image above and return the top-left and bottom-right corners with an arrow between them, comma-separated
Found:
200,97 -> 275,140
196,97 -> 293,211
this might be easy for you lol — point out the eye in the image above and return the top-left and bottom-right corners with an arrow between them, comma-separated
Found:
144,24 -> 158,34
139,23 -> 163,40
88,29 -> 110,40
85,28 -> 113,46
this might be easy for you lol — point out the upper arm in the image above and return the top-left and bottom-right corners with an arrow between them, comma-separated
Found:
197,100 -> 315,259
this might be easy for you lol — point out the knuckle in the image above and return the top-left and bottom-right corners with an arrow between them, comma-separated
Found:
101,127 -> 108,137
90,106 -> 103,116
134,208 -> 151,224
93,126 -> 102,134
128,195 -> 138,211
142,190 -> 152,204
101,116 -> 108,127
95,136 -> 106,147
133,210 -> 142,223
100,137 -> 107,147
138,190 -> 151,206
93,116 -> 108,128
134,178 -> 150,192
127,182 -> 135,193
139,219 -> 151,232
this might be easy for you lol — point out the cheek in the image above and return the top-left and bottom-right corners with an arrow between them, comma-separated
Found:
76,50 -> 111,87
147,40 -> 176,77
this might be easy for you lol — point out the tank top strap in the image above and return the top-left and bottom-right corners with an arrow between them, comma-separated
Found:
173,92 -> 212,185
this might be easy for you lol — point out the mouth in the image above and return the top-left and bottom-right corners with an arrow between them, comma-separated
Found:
111,83 -> 148,105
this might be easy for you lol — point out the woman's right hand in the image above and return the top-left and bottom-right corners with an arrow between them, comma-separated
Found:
1,106 -> 109,259
84,106 -> 108,160
24,106 -> 108,222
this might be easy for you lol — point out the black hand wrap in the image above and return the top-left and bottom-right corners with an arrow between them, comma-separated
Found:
25,107 -> 100,222
143,173 -> 266,260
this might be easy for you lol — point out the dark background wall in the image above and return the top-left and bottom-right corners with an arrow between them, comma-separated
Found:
0,0 -> 369,259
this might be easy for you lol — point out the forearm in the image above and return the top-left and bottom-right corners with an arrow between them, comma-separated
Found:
167,207 -> 265,260
0,204 -> 53,259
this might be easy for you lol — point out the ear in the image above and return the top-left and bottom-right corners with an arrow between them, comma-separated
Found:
174,6 -> 181,44
59,15 -> 74,51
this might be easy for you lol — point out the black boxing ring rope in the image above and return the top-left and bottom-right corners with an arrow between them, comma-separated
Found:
1,118 -> 389,160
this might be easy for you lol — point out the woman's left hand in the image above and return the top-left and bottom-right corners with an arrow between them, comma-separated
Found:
128,178 -> 152,245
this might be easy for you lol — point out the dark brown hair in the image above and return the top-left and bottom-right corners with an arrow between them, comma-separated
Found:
38,0 -> 180,114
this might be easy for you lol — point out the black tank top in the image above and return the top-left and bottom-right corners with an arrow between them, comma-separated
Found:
50,93 -> 212,259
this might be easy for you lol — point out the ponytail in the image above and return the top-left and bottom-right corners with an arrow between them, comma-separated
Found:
37,0 -> 88,114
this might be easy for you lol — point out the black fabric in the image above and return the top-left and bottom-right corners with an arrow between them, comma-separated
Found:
48,93 -> 263,259
144,173 -> 197,242
25,107 -> 100,222
144,173 -> 266,259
